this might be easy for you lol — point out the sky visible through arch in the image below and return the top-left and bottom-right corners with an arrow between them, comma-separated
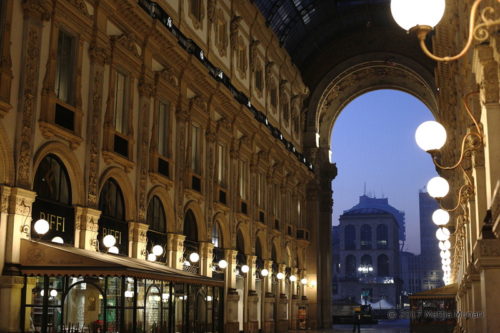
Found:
330,89 -> 438,255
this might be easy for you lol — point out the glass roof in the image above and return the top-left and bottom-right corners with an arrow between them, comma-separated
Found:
252,0 -> 391,64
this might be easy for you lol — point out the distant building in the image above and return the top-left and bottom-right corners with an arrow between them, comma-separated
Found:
335,195 -> 402,308
418,191 -> 444,291
400,251 -> 422,296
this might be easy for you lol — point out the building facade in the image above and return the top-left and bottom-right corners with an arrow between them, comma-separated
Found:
0,1 -> 316,332
336,195 -> 402,308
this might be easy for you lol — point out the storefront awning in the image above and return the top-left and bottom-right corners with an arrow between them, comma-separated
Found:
19,239 -> 224,287
409,284 -> 457,300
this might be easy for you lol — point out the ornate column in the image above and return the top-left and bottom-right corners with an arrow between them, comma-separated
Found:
290,267 -> 299,330
225,249 -> 239,333
470,270 -> 483,332
199,241 -> 214,277
167,233 -> 185,269
276,263 -> 288,333
74,207 -> 100,251
128,222 -> 149,259
263,259 -> 275,333
0,186 -> 36,333
473,239 -> 500,332
246,254 -> 258,333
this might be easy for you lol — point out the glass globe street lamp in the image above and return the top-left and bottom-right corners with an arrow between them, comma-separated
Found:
276,272 -> 284,280
439,240 -> 451,251
241,265 -> 249,273
147,253 -> 157,262
415,121 -> 447,152
440,250 -> 451,259
427,177 -> 450,198
152,245 -> 164,256
442,258 -> 451,265
432,209 -> 450,226
34,219 -> 50,235
260,268 -> 269,277
103,234 -> 117,248
290,275 -> 297,282
300,278 -> 308,285
391,0 -> 500,62
108,246 -> 119,254
189,252 -> 200,263
218,259 -> 228,269
51,236 -> 64,244
436,227 -> 450,241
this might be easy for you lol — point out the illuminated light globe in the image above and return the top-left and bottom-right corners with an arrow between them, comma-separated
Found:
218,259 -> 228,269
103,234 -> 117,248
442,265 -> 451,272
442,258 -> 451,265
50,289 -> 58,297
241,265 -> 250,273
427,177 -> 450,198
147,253 -> 157,262
432,209 -> 450,226
439,240 -> 451,251
290,275 -> 297,282
300,278 -> 308,285
183,260 -> 191,266
436,227 -> 450,241
152,245 -> 163,256
390,0 -> 446,31
34,219 -> 50,235
189,252 -> 200,263
276,272 -> 285,280
415,121 -> 447,152
261,268 -> 269,277
51,236 -> 64,244
108,246 -> 119,254
440,250 -> 451,259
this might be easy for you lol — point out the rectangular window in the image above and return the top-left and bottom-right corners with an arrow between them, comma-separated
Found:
257,173 -> 264,207
217,143 -> 226,187
239,160 -> 248,200
157,101 -> 170,157
255,68 -> 263,92
55,30 -> 75,105
114,71 -> 128,134
190,0 -> 202,21
191,124 -> 201,174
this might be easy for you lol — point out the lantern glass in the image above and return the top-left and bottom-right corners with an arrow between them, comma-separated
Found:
391,0 -> 446,31
34,219 -> 50,235
432,209 -> 450,226
427,177 -> 450,198
415,121 -> 447,152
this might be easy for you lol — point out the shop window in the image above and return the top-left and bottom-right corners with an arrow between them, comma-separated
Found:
98,178 -> 128,254
32,154 -> 75,245
146,196 -> 167,263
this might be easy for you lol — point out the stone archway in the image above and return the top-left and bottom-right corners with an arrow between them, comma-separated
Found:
303,54 -> 439,329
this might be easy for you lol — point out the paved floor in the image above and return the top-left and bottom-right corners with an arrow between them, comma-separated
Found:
290,319 -> 410,332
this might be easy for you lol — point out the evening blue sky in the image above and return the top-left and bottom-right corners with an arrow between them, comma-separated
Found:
330,90 -> 438,255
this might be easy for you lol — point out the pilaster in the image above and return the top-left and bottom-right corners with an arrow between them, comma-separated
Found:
167,233 -> 185,270
0,275 -> 26,333
128,222 -> 149,259
74,206 -> 100,251
4,187 -> 36,275
199,241 -> 214,277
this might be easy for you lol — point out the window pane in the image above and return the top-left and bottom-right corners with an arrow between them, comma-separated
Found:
114,71 -> 127,134
158,101 -> 169,157
55,30 -> 74,105
191,125 -> 201,174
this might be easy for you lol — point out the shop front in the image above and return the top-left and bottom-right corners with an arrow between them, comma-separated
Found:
18,240 -> 224,333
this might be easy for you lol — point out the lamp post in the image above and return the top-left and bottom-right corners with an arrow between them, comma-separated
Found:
391,0 -> 500,62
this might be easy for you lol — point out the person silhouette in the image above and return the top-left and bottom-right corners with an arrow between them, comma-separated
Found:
352,308 -> 361,333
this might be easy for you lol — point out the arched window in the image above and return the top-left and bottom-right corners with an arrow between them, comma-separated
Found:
236,229 -> 245,266
98,178 -> 127,253
377,224 -> 388,249
345,255 -> 356,277
184,210 -> 198,242
146,196 -> 167,262
361,254 -> 372,267
344,225 -> 356,250
147,196 -> 166,234
34,154 -> 71,204
360,225 -> 372,249
377,254 -> 390,277
99,179 -> 124,220
32,154 -> 74,244
211,222 -> 222,248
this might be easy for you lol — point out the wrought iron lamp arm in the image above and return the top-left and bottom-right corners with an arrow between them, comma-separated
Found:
415,0 -> 500,62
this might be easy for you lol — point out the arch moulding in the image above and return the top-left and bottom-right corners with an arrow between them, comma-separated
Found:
147,185 -> 175,233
